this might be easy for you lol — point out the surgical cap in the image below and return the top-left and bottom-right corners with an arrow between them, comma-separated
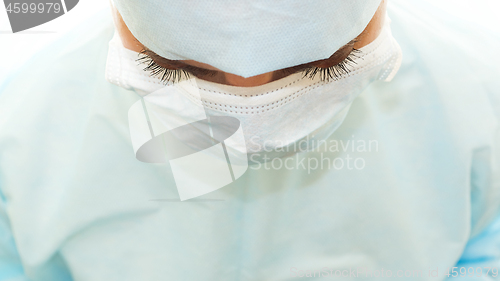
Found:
112,0 -> 382,78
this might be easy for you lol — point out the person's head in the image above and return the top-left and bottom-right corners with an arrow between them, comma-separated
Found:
109,0 -> 402,169
110,0 -> 387,87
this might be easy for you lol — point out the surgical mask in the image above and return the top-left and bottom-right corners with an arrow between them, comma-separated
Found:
106,15 -> 402,157
105,16 -> 402,199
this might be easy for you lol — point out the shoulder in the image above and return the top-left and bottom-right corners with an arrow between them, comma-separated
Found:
0,10 -> 138,167
0,10 -> 136,139
385,0 -> 500,134
0,10 -> 117,125
388,0 -> 500,87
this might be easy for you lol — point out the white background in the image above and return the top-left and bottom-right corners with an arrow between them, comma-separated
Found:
0,0 -> 499,80
0,0 -> 109,80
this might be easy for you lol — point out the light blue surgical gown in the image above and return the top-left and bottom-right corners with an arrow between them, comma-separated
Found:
0,1 -> 499,280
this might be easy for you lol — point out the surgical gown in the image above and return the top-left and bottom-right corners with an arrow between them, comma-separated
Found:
0,0 -> 499,280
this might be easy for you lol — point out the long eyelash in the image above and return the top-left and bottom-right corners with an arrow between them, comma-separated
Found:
136,51 -> 190,84
137,47 -> 362,84
301,49 -> 362,82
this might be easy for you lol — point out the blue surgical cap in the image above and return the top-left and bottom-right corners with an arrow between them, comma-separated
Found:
113,0 -> 382,78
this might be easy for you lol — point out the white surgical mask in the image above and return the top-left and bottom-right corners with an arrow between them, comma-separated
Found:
105,16 -> 402,199
106,16 -> 402,158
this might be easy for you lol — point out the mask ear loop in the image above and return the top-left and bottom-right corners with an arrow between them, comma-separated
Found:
381,38 -> 403,82
376,13 -> 403,82
108,0 -> 124,46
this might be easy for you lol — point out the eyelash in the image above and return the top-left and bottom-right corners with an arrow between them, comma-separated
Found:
136,49 -> 362,84
300,49 -> 362,81
136,50 -> 217,83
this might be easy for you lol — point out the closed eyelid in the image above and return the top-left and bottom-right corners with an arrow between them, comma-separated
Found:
139,48 -> 219,77
138,38 -> 361,84
140,48 -> 188,69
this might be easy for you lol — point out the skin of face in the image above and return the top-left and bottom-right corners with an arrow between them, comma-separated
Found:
110,1 -> 387,87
